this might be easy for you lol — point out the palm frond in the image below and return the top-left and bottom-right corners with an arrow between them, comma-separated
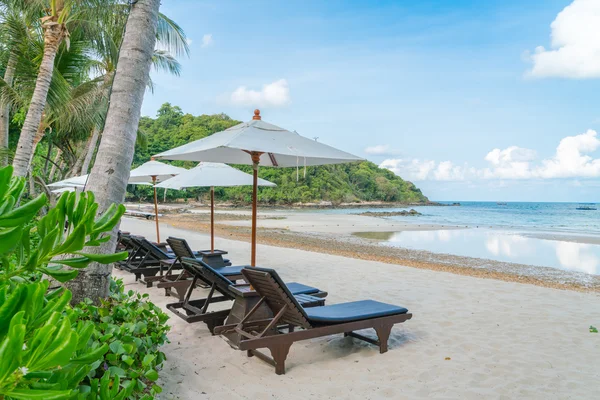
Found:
156,12 -> 190,58
151,50 -> 181,76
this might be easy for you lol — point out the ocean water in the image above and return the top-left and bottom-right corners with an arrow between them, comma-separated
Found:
317,202 -> 600,274
354,229 -> 600,275
320,202 -> 600,235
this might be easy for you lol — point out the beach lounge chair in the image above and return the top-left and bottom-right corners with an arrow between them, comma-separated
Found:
214,267 -> 412,375
152,236 -> 233,296
166,258 -> 328,333
120,236 -> 188,283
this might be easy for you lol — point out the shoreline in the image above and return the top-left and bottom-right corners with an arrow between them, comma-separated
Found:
160,213 -> 600,293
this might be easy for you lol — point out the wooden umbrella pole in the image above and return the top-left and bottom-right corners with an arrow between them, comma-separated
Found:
250,152 -> 261,267
152,176 -> 160,243
210,186 -> 215,253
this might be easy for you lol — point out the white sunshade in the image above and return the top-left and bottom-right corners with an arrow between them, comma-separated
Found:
155,162 -> 276,190
51,187 -> 77,194
48,173 -> 154,188
154,113 -> 363,167
128,160 -> 188,184
47,175 -> 88,188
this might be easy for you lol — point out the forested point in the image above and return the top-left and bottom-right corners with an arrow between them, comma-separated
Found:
130,103 -> 429,205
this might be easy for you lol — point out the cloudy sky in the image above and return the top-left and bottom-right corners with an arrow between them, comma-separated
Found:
144,0 -> 600,202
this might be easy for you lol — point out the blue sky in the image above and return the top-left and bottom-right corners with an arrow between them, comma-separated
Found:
142,0 -> 600,202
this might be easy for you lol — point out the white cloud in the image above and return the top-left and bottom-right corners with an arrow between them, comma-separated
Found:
186,38 -> 193,45
526,0 -> 600,78
201,34 -> 213,48
380,129 -> 600,181
364,144 -> 400,156
379,158 -> 467,181
228,79 -> 291,108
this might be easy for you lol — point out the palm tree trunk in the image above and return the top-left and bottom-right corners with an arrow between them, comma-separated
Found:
81,127 -> 101,175
12,17 -> 65,177
66,0 -> 160,303
0,52 -> 17,166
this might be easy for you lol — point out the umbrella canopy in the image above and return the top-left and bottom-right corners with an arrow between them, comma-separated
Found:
154,110 -> 362,266
51,187 -> 77,194
127,160 -> 188,242
47,175 -> 88,188
48,174 -> 153,188
154,110 -> 362,167
156,162 -> 276,252
155,162 -> 276,190
129,160 -> 187,183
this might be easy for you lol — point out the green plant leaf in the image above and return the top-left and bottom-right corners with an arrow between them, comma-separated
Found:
0,194 -> 47,228
3,389 -> 73,399
75,251 -> 128,264
71,344 -> 109,364
40,267 -> 79,283
144,369 -> 158,382
52,257 -> 92,269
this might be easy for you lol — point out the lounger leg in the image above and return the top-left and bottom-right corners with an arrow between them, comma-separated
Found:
374,324 -> 393,354
268,342 -> 292,375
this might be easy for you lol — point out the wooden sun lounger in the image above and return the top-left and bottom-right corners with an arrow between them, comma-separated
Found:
119,236 -> 182,283
151,236 -> 235,296
214,267 -> 412,375
166,258 -> 328,334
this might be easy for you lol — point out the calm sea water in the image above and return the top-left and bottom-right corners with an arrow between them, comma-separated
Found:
321,202 -> 600,235
317,202 -> 600,274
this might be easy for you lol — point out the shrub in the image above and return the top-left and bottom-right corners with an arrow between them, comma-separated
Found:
0,165 -> 169,399
72,279 -> 170,399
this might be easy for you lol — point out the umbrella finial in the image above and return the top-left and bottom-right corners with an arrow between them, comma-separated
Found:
253,109 -> 261,120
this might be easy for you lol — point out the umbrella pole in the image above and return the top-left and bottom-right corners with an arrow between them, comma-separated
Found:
250,152 -> 261,267
210,186 -> 215,253
152,176 -> 160,243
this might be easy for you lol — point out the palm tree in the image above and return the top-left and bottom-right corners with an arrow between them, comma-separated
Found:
11,0 -> 116,177
67,0 -> 163,303
0,2 -> 36,165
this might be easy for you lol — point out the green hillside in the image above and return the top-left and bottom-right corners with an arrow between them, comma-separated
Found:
130,103 -> 428,205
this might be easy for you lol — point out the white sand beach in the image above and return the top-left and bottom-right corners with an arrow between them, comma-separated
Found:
118,217 -> 600,399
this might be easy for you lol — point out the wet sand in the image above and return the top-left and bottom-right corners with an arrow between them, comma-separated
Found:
158,211 -> 600,292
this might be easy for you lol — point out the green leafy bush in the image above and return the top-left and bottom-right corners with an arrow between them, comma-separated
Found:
72,279 -> 170,399
0,165 -> 169,399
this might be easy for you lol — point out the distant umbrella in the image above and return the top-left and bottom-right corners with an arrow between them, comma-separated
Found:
155,110 -> 362,266
156,162 -> 275,252
49,160 -> 186,242
127,160 -> 188,242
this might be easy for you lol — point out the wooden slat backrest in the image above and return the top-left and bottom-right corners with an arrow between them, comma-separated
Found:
166,237 -> 195,259
134,236 -> 170,260
181,258 -> 234,297
119,234 -> 135,251
241,268 -> 312,329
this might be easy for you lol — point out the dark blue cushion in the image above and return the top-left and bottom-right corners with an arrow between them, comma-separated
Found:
305,300 -> 408,324
286,282 -> 319,295
212,265 -> 246,277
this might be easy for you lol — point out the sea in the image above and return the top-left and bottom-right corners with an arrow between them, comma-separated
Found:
317,202 -> 600,275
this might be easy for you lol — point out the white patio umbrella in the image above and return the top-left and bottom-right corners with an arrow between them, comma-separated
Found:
50,186 -> 77,194
47,174 -> 88,188
127,160 -> 188,242
49,160 -> 186,242
155,162 -> 276,253
155,110 -> 363,266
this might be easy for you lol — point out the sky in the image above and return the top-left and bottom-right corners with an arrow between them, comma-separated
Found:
142,0 -> 600,202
